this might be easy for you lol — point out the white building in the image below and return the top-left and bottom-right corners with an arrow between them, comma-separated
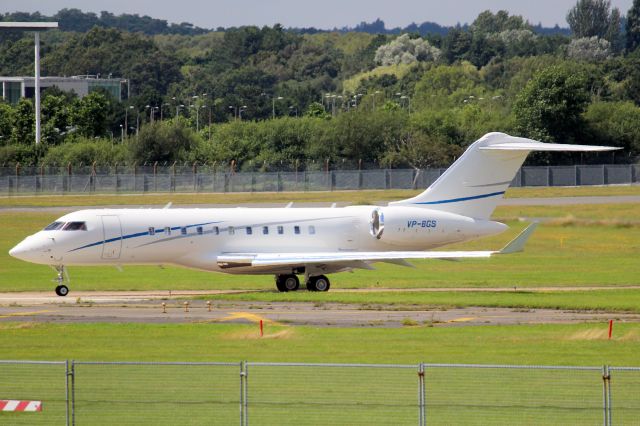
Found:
0,75 -> 126,104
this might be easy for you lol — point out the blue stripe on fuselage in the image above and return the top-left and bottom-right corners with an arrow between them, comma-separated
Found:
68,221 -> 222,252
414,191 -> 505,205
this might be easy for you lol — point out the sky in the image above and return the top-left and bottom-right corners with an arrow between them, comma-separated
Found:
1,0 -> 635,29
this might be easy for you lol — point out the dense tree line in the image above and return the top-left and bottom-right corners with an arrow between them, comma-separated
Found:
1,2 -> 640,169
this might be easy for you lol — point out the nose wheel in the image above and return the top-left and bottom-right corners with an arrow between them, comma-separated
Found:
53,265 -> 70,297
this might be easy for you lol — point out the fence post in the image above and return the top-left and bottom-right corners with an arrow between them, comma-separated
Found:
71,360 -> 76,426
418,363 -> 426,426
602,365 -> 610,426
15,162 -> 20,194
65,360 -> 70,426
242,361 -> 249,426
603,164 -> 607,185
606,365 -> 612,426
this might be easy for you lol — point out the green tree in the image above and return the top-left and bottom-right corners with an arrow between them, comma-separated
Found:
72,92 -> 109,138
514,65 -> 590,143
566,0 -> 621,43
305,102 -> 329,119
129,120 -> 199,164
11,98 -> 34,145
41,94 -> 72,145
584,101 -> 640,158
627,0 -> 640,52
0,102 -> 13,145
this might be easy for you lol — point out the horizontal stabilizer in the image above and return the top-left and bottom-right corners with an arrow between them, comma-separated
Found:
498,222 -> 538,254
480,142 -> 620,152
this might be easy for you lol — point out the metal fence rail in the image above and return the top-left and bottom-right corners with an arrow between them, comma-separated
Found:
1,360 -> 638,425
1,164 -> 638,194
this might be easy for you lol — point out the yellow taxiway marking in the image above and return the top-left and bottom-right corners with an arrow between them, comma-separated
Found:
0,310 -> 51,319
218,312 -> 281,325
447,317 -> 476,323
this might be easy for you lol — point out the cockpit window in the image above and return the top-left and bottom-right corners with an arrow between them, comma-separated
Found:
44,221 -> 65,231
62,222 -> 87,231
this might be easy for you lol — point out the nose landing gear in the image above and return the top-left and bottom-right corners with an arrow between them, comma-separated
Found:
53,265 -> 69,297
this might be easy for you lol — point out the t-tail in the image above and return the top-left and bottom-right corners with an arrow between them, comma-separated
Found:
390,132 -> 619,220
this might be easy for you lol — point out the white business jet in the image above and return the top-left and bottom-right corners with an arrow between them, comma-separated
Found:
9,133 -> 617,296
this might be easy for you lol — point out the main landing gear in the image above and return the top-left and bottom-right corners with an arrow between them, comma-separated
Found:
275,274 -> 330,292
53,265 -> 69,297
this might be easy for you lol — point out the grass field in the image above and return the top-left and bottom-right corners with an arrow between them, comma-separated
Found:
3,321 -> 638,425
1,185 -> 639,207
0,321 -> 637,365
1,187 -> 638,423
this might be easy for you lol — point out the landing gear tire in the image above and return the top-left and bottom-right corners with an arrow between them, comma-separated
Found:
55,285 -> 69,297
53,266 -> 70,297
275,274 -> 299,292
307,275 -> 330,292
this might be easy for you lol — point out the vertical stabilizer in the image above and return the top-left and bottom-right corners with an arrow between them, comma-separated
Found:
390,132 -> 619,220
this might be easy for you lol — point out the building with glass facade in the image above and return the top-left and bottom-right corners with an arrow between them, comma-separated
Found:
0,76 -> 125,104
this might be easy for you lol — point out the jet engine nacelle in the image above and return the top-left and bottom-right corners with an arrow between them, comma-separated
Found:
363,206 -> 507,249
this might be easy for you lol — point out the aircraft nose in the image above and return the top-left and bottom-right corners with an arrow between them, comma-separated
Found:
9,241 -> 27,259
9,236 -> 51,263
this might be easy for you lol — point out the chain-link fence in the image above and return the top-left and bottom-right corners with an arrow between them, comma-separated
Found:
1,164 -> 638,195
1,361 -> 638,425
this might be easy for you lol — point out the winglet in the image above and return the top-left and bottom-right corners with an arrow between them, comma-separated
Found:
498,222 -> 538,254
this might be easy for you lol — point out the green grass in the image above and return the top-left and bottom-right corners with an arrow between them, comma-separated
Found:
0,321 -> 638,365
2,185 -> 637,208
206,289 -> 640,313
3,322 -> 638,425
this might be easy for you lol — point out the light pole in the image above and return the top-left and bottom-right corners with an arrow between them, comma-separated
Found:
120,124 -> 124,143
176,104 -> 184,118
272,96 -> 283,119
125,105 -> 133,138
136,109 -> 140,136
400,95 -> 411,114
160,103 -> 170,121
0,22 -> 58,145
239,105 -> 247,121
289,105 -> 298,118
145,105 -> 151,123
373,90 -> 381,112
229,105 -> 237,120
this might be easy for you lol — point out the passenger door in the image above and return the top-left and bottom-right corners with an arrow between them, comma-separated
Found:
101,215 -> 122,259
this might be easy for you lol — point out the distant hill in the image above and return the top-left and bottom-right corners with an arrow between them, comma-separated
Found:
1,9 -> 571,37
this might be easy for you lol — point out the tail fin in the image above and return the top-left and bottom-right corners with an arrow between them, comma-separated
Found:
390,132 -> 619,220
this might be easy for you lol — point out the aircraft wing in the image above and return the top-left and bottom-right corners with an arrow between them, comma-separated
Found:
217,223 -> 537,269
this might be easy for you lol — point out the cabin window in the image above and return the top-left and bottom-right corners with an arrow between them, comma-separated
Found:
277,226 -> 284,235
63,222 -> 87,231
262,226 -> 269,235
213,226 -> 219,235
181,227 -> 187,236
197,226 -> 203,235
228,226 -> 235,235
148,227 -> 155,236
164,227 -> 171,236
308,225 -> 316,235
44,222 -> 65,231
294,226 -> 301,235
246,227 -> 253,235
